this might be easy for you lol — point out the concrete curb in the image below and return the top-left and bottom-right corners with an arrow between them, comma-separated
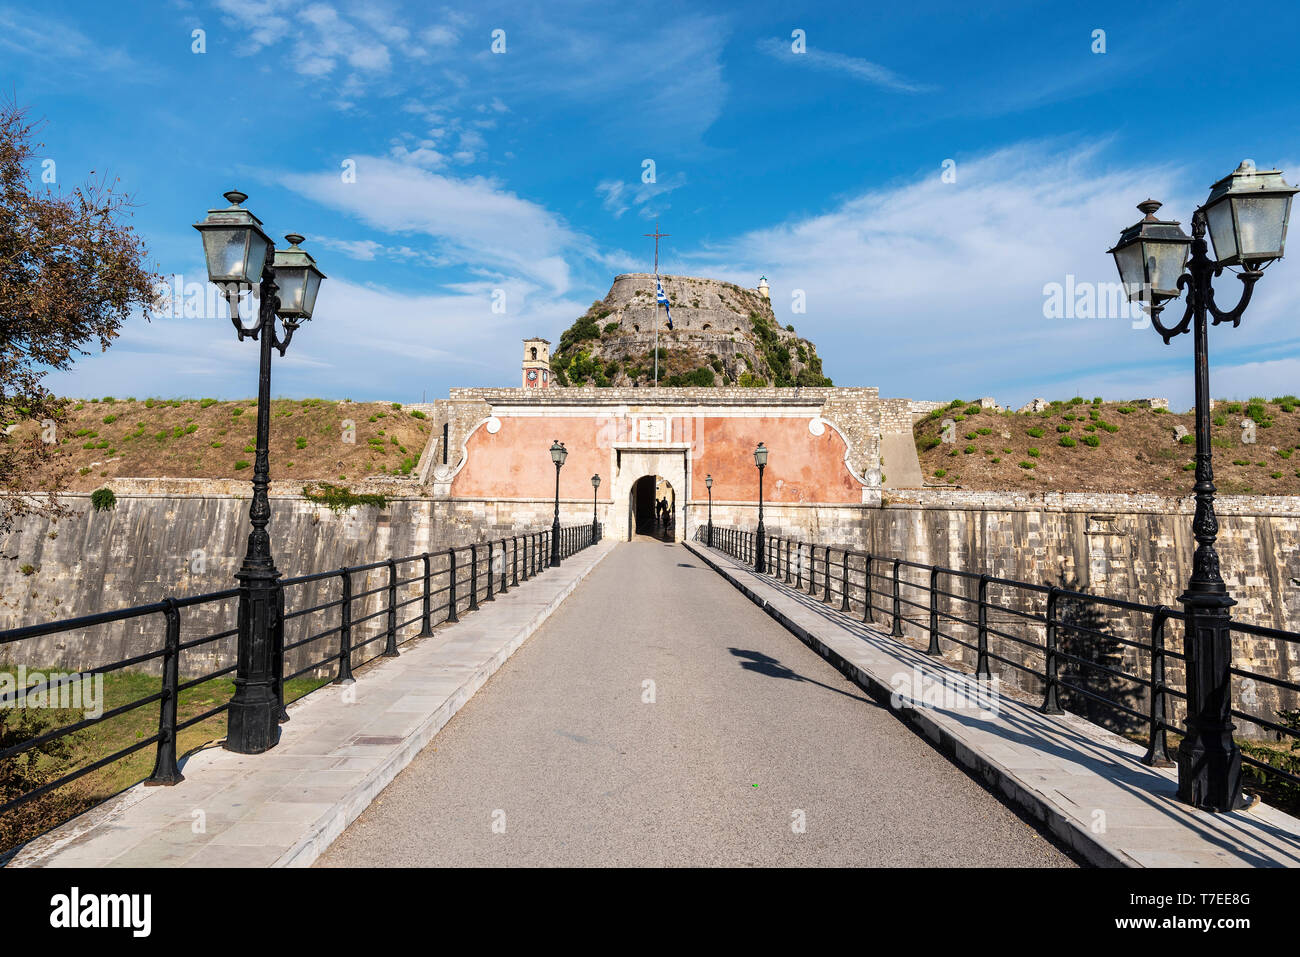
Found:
685,541 -> 1135,868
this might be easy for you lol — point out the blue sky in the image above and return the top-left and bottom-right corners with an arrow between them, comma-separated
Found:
8,0 -> 1300,408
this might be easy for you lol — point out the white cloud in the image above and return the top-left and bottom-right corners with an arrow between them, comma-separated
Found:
756,36 -> 933,94
280,156 -> 584,293
683,141 -> 1284,407
596,173 -> 687,219
41,277 -> 589,401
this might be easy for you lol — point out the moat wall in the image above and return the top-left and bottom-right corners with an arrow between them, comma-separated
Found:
4,486 -> 1299,733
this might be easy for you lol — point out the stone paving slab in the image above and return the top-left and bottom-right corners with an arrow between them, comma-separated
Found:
6,542 -> 615,869
685,541 -> 1300,868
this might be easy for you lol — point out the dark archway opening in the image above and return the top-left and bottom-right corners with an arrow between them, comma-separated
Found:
631,475 -> 675,541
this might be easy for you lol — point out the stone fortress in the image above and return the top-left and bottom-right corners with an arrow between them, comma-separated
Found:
409,272 -> 927,544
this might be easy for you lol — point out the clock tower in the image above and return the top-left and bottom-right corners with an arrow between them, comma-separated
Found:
522,337 -> 551,389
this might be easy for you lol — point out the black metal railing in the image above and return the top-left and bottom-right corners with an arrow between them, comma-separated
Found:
696,525 -> 1300,793
0,523 -> 600,822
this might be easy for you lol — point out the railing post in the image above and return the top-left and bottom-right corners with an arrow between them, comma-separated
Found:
840,550 -> 851,611
1144,606 -> 1174,766
384,558 -> 400,656
486,541 -> 495,602
1041,587 -> 1063,713
795,542 -> 803,589
417,552 -> 434,637
512,536 -> 519,587
890,559 -> 904,637
335,566 -> 355,680
274,581 -> 289,723
499,538 -> 509,594
446,549 -> 459,623
784,539 -> 792,584
975,574 -> 991,679
927,567 -> 941,655
469,544 -> 480,611
863,554 -> 874,623
146,598 -> 184,786
823,547 -> 832,603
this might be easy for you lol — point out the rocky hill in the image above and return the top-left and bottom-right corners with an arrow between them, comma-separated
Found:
551,274 -> 832,388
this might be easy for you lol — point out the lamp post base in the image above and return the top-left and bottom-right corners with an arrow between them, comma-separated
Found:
1175,592 -> 1248,812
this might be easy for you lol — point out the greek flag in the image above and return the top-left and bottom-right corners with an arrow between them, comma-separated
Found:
655,277 -> 673,329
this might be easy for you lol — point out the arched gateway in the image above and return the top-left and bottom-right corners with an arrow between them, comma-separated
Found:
418,385 -> 913,545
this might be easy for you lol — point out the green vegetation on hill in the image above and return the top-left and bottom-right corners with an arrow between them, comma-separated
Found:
914,396 -> 1300,493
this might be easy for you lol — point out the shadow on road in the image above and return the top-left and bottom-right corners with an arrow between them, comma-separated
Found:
727,647 -> 878,706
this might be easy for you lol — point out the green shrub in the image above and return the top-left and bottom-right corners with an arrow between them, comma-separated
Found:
1232,459 -> 1250,466
391,403 -> 401,410
1152,407 -> 1168,414
1271,471 -> 1284,479
1069,396 -> 1084,405
90,487 -> 116,511
1019,461 -> 1036,469
296,437 -> 307,449
991,457 -> 1001,464
1027,427 -> 1045,438
302,482 -> 390,513
234,460 -> 251,470
1083,435 -> 1100,447
1056,424 -> 1071,433
1099,422 -> 1119,433
933,469 -> 947,478
1059,436 -> 1077,448
919,436 -> 941,452
1183,462 -> 1196,471
976,427 -> 992,435
1117,406 -> 1134,415
1027,447 -> 1040,457
963,444 -> 975,454
231,408 -> 243,417
964,405 -> 981,416
200,398 -> 218,408
1179,434 -> 1195,445
603,322 -> 619,334
19,563 -> 36,576
102,415 -> 117,424
410,410 -> 427,419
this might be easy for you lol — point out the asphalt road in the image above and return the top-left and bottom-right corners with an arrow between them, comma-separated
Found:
318,540 -> 1073,867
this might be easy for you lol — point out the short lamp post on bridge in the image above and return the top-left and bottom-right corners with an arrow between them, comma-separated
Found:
550,440 -> 568,567
591,473 -> 601,542
1107,161 -> 1297,812
194,191 -> 326,755
705,474 -> 714,547
753,443 -> 768,574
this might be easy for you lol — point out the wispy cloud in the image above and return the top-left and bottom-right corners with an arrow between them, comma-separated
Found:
684,140 -> 1237,407
280,156 -> 585,293
596,172 -> 687,219
755,36 -> 933,94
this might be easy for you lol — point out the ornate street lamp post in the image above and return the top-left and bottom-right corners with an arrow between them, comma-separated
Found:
591,473 -> 601,541
550,440 -> 567,567
705,474 -> 714,547
194,191 -> 326,754
753,443 -> 768,573
1108,161 -> 1297,811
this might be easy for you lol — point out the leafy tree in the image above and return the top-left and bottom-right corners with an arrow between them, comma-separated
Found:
0,100 -> 159,531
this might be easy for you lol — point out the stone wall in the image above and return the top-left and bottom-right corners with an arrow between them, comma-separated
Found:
0,492 -> 594,678
703,491 -> 1300,737
6,484 -> 1297,736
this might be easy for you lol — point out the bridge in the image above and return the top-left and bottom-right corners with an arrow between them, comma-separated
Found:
6,522 -> 1300,868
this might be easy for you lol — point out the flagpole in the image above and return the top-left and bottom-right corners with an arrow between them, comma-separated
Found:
644,221 -> 668,390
